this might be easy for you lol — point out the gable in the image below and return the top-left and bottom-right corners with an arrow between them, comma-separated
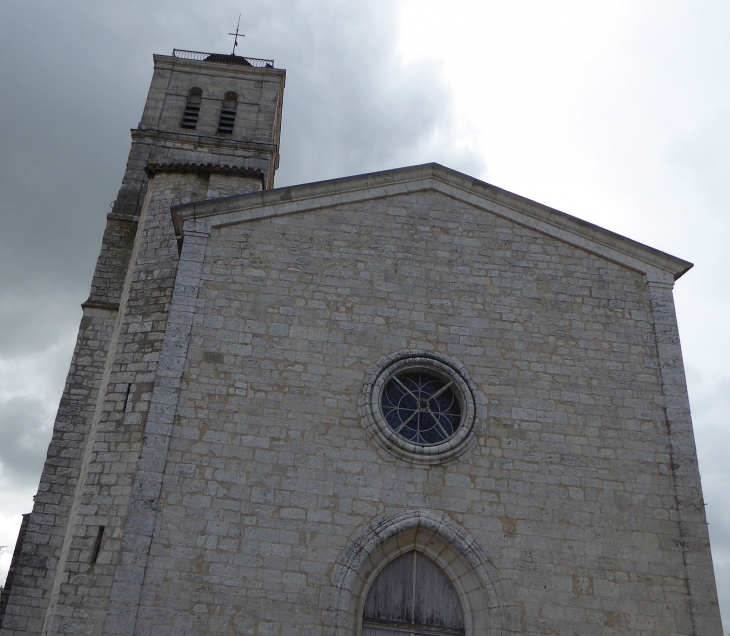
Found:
184,186 -> 659,421
171,163 -> 692,285
204,187 -> 645,307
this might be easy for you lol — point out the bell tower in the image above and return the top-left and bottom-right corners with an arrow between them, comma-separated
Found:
0,50 -> 285,636
112,49 -> 285,219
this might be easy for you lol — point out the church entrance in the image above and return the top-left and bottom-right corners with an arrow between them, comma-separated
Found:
362,551 -> 465,635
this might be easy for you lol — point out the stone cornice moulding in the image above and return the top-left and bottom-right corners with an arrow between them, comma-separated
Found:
144,161 -> 265,182
80,299 -> 120,312
171,162 -> 692,282
106,212 -> 139,223
130,128 -> 279,156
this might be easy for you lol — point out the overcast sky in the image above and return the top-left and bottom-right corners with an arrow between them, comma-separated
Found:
0,0 -> 728,630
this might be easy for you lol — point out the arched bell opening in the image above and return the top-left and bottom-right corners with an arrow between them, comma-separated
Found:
181,87 -> 203,129
217,91 -> 238,133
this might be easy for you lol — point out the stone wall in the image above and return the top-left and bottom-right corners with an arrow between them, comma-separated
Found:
37,171 -> 260,636
0,515 -> 29,620
115,189 -> 720,635
0,211 -> 139,633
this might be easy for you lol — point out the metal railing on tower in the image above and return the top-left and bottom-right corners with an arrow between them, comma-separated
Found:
172,49 -> 274,68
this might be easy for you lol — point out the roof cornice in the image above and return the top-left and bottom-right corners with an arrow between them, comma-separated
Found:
171,163 -> 692,281
145,161 -> 264,182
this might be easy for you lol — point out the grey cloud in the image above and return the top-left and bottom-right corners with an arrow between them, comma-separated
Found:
0,292 -> 80,357
261,2 -> 485,185
691,384 -> 730,549
0,397 -> 53,484
0,0 -> 471,298
685,374 -> 730,629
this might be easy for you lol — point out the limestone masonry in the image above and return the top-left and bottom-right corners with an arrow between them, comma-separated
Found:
0,49 -> 722,636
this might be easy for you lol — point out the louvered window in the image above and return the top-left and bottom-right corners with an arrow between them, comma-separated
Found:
181,88 -> 203,129
217,92 -> 238,134
363,551 -> 465,635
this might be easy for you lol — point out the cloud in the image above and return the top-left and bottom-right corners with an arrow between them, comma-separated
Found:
0,0 -> 472,294
254,0 -> 485,185
0,291 -> 81,358
687,373 -> 730,628
0,397 -> 53,482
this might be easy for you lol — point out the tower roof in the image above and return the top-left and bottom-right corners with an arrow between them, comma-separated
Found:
172,48 -> 275,68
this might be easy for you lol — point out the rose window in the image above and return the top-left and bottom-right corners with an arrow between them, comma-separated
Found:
361,352 -> 481,465
380,371 -> 462,445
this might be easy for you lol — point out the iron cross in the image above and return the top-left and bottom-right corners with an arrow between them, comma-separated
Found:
229,15 -> 244,55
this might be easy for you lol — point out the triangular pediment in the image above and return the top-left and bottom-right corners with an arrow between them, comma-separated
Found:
171,163 -> 691,282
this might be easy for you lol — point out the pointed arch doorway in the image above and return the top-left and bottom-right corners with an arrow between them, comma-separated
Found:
327,509 -> 515,636
362,551 -> 465,636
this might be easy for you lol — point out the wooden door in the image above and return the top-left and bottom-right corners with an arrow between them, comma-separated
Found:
362,551 -> 465,635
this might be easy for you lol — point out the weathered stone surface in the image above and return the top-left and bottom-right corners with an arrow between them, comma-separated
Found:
121,183 -> 717,636
0,49 -> 722,636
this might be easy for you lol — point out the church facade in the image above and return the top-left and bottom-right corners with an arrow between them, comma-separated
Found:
0,49 -> 723,636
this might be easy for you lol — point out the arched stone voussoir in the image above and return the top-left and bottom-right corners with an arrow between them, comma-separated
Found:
325,509 -> 518,636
